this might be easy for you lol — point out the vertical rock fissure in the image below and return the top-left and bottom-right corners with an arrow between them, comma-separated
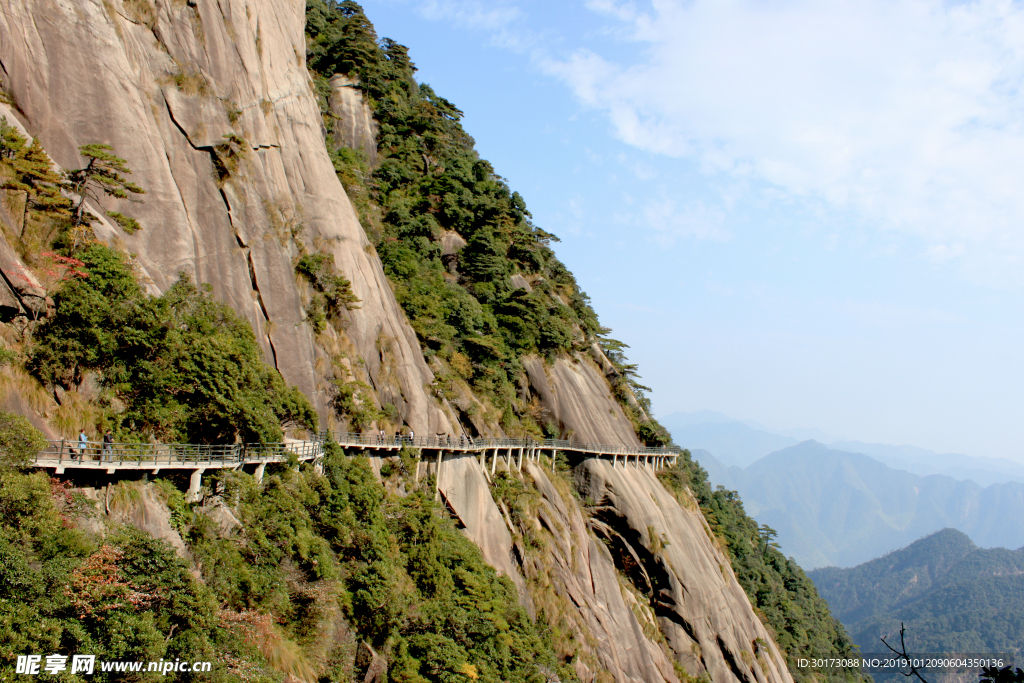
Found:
717,635 -> 753,683
246,251 -> 277,367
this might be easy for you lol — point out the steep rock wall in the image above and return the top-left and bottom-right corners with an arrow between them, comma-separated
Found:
436,453 -> 530,602
523,354 -> 641,447
433,449 -> 794,683
327,74 -> 377,165
577,460 -> 794,683
0,0 -> 451,433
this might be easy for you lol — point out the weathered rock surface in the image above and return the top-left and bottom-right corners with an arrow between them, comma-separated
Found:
328,74 -> 378,165
431,448 -> 794,683
197,497 -> 242,538
523,354 -> 641,447
77,482 -> 189,558
439,230 -> 467,256
576,459 -> 794,683
522,459 -> 680,683
0,0 -> 451,434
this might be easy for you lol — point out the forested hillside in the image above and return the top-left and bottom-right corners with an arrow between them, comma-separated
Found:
811,529 -> 1024,656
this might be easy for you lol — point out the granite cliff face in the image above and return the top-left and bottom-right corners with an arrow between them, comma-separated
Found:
433,452 -> 795,683
0,0 -> 450,433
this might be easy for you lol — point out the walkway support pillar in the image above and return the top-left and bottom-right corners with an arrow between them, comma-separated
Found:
551,450 -> 557,472
436,450 -> 444,501
187,468 -> 206,503
491,449 -> 498,475
254,462 -> 266,484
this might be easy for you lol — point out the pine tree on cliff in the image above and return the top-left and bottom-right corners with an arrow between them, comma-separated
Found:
0,131 -> 72,237
66,143 -> 145,239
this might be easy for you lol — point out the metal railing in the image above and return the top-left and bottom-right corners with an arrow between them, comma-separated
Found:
32,432 -> 676,470
325,432 -> 681,457
36,440 -> 323,467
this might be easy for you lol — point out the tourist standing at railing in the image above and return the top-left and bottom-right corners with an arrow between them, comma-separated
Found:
409,429 -> 414,444
78,429 -> 89,460
102,430 -> 113,460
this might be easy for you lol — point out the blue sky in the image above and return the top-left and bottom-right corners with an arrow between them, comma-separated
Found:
361,0 -> 1024,462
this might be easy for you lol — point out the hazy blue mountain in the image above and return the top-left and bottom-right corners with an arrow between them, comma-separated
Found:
660,414 -> 799,467
661,410 -> 1024,486
689,448 -> 739,490
693,441 -> 1024,568
809,529 -> 1024,658
830,440 -> 1024,487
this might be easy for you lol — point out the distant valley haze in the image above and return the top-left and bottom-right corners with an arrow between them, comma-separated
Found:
659,410 -> 1024,568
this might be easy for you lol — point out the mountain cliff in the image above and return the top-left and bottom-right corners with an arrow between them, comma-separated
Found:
0,1 -> 863,681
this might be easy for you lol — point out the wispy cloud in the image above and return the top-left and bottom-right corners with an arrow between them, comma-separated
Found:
643,197 -> 731,245
540,0 -> 1024,281
415,0 -> 522,31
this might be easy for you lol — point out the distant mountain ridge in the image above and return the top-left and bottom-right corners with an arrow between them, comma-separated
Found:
660,411 -> 1024,486
808,529 -> 1024,656
688,441 -> 1024,568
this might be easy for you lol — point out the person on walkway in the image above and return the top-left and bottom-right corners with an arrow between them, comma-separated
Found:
102,430 -> 113,460
409,429 -> 414,444
78,429 -> 89,460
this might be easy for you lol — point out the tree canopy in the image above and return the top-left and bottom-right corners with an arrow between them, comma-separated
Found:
29,244 -> 316,443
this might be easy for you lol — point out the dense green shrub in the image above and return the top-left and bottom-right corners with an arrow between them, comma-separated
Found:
188,447 -> 574,683
0,411 -> 46,467
0,470 -> 223,681
296,252 -> 360,331
29,244 -> 317,443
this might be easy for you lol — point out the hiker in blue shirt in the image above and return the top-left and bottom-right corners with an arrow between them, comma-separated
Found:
78,429 -> 89,459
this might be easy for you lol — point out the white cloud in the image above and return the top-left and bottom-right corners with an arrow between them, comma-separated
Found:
415,0 -> 522,31
643,197 -> 731,245
542,0 -> 1024,280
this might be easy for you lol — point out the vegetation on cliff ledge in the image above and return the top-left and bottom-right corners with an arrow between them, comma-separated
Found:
0,451 -> 574,683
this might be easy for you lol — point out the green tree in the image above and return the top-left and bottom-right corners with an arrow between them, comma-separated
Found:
1,134 -> 71,237
0,116 -> 26,159
66,143 -> 145,236
0,411 -> 46,468
29,244 -> 317,443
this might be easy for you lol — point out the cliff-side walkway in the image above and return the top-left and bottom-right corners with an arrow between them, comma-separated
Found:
32,433 -> 681,499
